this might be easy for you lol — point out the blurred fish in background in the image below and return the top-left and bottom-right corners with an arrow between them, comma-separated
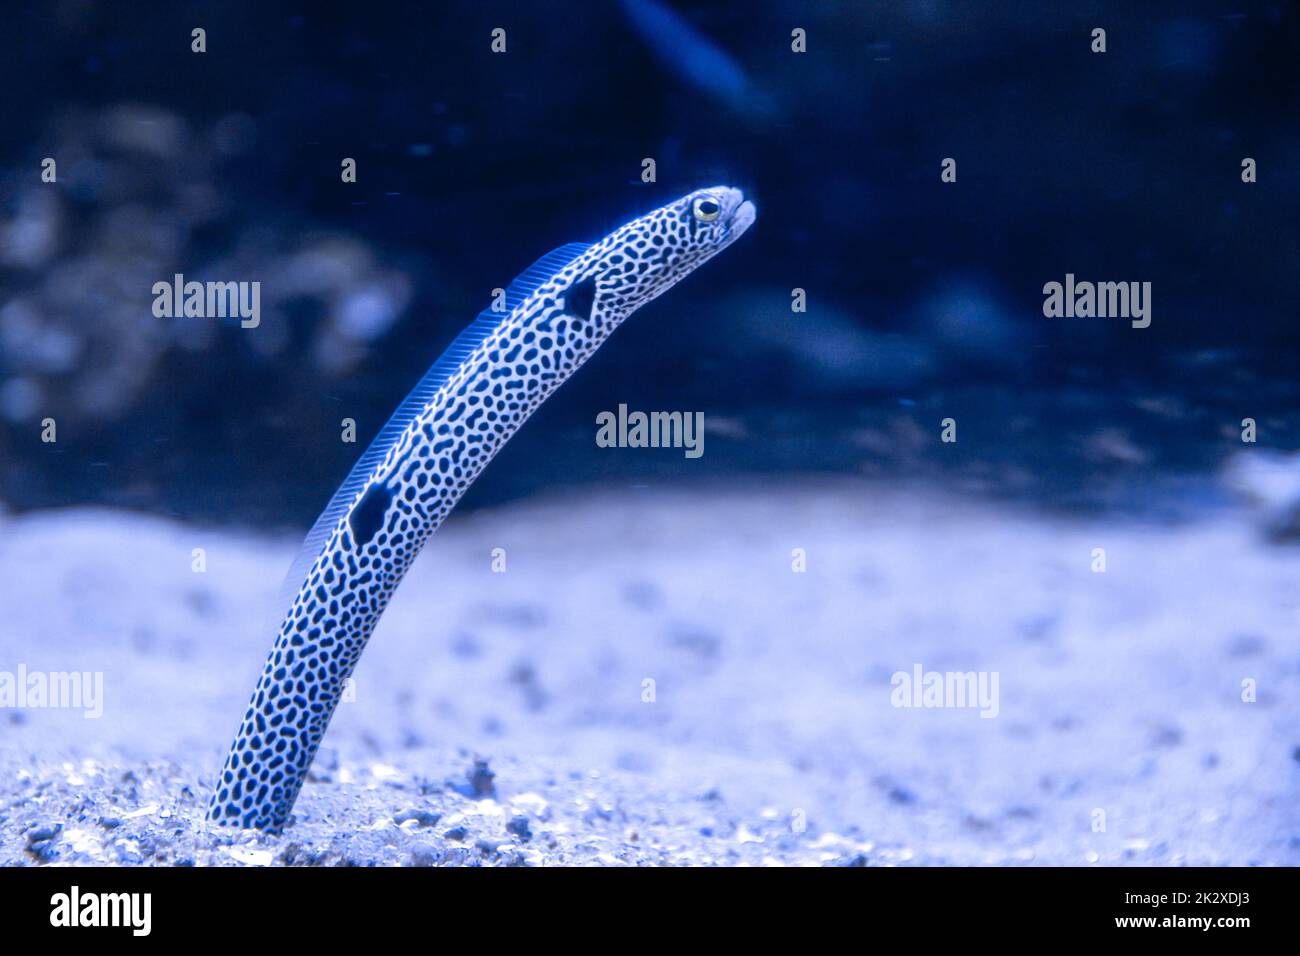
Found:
620,0 -> 775,119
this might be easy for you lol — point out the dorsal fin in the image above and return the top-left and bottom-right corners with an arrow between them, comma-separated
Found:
271,241 -> 593,620
496,242 -> 592,312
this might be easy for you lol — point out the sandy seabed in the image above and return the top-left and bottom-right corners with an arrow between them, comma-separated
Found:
1,480 -> 1297,866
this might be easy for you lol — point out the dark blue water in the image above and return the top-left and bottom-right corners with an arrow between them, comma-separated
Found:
0,0 -> 1296,524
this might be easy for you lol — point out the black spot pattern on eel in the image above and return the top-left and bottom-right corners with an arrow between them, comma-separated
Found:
349,483 -> 392,547
564,275 -> 597,321
207,187 -> 755,831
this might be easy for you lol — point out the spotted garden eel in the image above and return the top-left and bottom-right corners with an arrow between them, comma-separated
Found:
209,187 -> 756,831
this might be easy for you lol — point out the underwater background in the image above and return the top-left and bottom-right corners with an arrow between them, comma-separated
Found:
1,0 -> 1299,865
2,0 -> 1298,521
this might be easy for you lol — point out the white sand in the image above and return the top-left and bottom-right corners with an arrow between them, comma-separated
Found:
1,480 -> 1297,865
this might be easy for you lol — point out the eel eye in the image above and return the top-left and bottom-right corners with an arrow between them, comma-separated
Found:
692,196 -> 721,222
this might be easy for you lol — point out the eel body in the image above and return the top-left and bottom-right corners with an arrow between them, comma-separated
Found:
209,187 -> 756,831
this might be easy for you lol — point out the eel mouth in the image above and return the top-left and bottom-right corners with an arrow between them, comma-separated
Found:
730,198 -> 756,237
715,187 -> 756,245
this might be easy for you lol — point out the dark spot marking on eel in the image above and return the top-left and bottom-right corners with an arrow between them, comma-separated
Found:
564,276 -> 597,321
350,483 -> 392,547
